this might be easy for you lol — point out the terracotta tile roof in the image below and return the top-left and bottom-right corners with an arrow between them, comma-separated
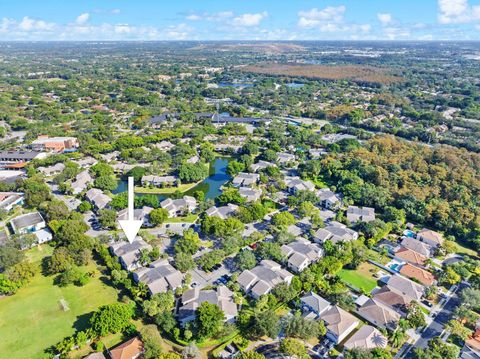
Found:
395,247 -> 427,266
399,263 -> 435,286
108,337 -> 143,359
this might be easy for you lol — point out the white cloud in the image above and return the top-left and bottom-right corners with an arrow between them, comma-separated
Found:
185,11 -> 234,22
297,6 -> 346,28
232,11 -> 268,27
18,16 -> 55,31
438,0 -> 480,24
76,13 -> 90,25
377,13 -> 393,25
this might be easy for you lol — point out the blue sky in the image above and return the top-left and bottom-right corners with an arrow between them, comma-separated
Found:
1,0 -> 479,41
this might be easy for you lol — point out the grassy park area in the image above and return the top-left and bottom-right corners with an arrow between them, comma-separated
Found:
338,262 -> 380,293
134,182 -> 199,194
0,245 -> 119,359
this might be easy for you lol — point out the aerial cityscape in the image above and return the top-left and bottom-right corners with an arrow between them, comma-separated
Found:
0,1 -> 479,359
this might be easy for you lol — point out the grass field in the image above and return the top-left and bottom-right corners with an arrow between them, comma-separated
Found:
135,182 -> 199,194
0,246 -> 120,359
165,214 -> 199,223
338,262 -> 379,293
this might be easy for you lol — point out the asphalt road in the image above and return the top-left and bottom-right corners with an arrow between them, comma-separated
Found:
404,284 -> 465,358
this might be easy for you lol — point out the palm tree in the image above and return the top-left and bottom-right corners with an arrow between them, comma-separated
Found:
390,329 -> 406,348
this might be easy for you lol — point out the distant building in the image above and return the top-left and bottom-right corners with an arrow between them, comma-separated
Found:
178,286 -> 238,326
347,206 -> 376,223
0,150 -> 46,163
30,136 -> 78,152
237,260 -> 293,299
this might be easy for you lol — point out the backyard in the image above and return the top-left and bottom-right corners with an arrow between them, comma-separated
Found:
0,245 -> 120,359
338,262 -> 380,293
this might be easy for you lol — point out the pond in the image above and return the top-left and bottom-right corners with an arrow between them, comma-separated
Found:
112,157 -> 231,201
286,82 -> 305,88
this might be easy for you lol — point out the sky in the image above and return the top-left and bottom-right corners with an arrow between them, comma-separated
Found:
0,0 -> 480,41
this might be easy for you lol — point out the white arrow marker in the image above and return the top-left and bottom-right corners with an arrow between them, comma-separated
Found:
118,176 -> 142,243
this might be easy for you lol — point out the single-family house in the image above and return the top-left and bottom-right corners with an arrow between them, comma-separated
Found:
0,192 -> 24,212
38,162 -> 65,176
300,292 -> 332,318
281,238 -> 323,273
320,305 -> 359,344
133,259 -> 183,295
250,160 -> 276,173
394,247 -> 427,267
141,175 -> 177,188
372,286 -> 411,314
417,228 -> 444,248
344,325 -> 388,351
317,188 -> 341,210
85,188 -> 111,211
238,187 -> 262,202
117,206 -> 153,227
399,263 -> 436,286
109,239 -> 152,271
206,204 -> 239,219
178,286 -> 238,326
237,260 -> 293,299
10,212 -> 46,234
71,170 -> 93,194
232,172 -> 260,187
285,177 -> 315,194
347,206 -> 376,223
400,237 -> 433,257
277,152 -> 295,165
386,274 -> 425,302
107,337 -> 144,359
313,222 -> 359,244
357,297 -> 401,330
160,196 -> 197,217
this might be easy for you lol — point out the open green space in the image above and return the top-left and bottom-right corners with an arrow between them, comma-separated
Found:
0,246 -> 120,359
338,262 -> 379,293
134,182 -> 199,194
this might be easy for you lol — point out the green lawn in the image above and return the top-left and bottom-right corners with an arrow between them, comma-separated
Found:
338,262 -> 379,293
165,214 -> 199,223
0,247 -> 120,359
135,182 -> 199,194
